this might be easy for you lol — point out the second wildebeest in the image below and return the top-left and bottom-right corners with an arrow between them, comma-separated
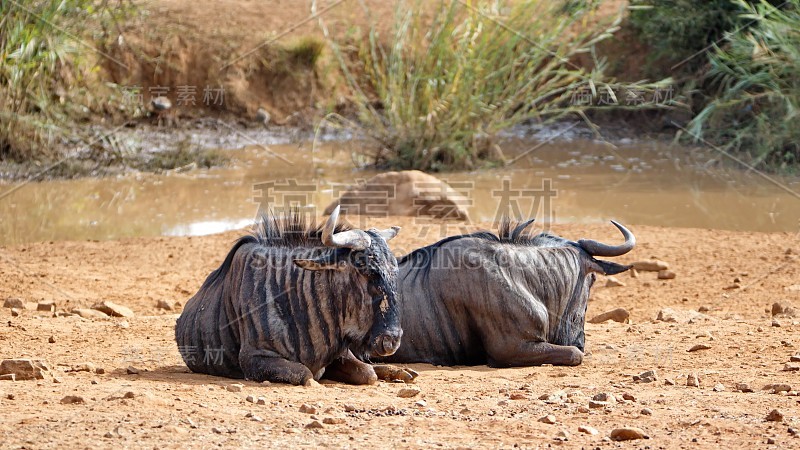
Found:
175,206 -> 403,385
380,219 -> 635,367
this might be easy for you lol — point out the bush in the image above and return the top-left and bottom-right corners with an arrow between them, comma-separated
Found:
0,0 -> 134,161
325,0 -> 670,171
688,0 -> 800,171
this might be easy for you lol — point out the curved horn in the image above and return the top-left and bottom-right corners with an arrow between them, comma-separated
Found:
374,226 -> 400,242
511,218 -> 536,240
322,205 -> 372,250
578,220 -> 636,257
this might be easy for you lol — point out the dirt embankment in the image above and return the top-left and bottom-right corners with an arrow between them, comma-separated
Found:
106,0 -> 647,126
104,0 -> 408,123
1,218 -> 798,448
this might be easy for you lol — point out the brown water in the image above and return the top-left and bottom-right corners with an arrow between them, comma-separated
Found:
1,137 -> 798,246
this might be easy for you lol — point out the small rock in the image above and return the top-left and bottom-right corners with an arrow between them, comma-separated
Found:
588,400 -> 608,409
246,395 -> 256,403
622,392 -> 636,401
299,404 -> 317,414
69,363 -> 95,373
633,370 -> 658,383
631,260 -> 669,272
96,367 -> 105,375
592,392 -> 616,403
763,384 -> 792,393
48,336 -> 56,344
554,430 -> 570,441
497,399 -> 508,406
766,409 -> 784,422
687,373 -> 700,387
736,382 -> 754,393
305,420 -> 324,429
538,414 -> 557,424
322,417 -> 345,425
126,366 -> 141,375
256,397 -> 267,405
36,301 -> 56,313
767,438 -> 776,444
772,302 -> 798,317
588,308 -> 630,324
123,391 -> 135,398
664,378 -> 676,386
1,374 -> 16,381
163,425 -> 188,434
3,298 -> 24,309
91,301 -> 134,318
698,306 -> 710,312
713,383 -> 725,392
211,427 -> 224,434
610,427 -> 648,441
415,400 -> 427,408
10,308 -> 20,317
657,270 -> 676,280
688,344 -> 712,352
398,387 -> 421,398
509,392 -> 527,400
226,383 -> 244,392
783,363 -> 799,372
344,404 -> 357,412
578,425 -> 599,435
72,309 -> 109,319
656,308 -> 680,323
60,395 -> 85,404
791,354 -> 800,362
640,408 -> 653,416
577,406 -> 590,413
605,277 -> 626,288
0,359 -> 49,380
249,414 -> 265,423
772,319 -> 782,327
155,300 -> 173,311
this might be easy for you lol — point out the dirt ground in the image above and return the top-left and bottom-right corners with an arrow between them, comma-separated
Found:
1,217 -> 799,449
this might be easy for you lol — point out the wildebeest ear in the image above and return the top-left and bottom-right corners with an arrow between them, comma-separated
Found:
595,260 -> 631,276
293,257 -> 346,271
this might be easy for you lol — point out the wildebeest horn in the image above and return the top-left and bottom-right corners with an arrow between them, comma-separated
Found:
322,205 -> 372,250
577,220 -> 635,257
511,218 -> 536,240
373,226 -> 400,242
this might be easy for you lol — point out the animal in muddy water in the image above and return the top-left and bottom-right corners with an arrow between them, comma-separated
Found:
175,206 -> 404,385
381,219 -> 635,367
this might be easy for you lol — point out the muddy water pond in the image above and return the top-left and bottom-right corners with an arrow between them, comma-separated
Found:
1,136 -> 798,246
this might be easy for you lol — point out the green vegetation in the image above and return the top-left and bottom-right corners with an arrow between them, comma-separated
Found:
325,0 -> 671,171
629,0 -> 751,72
286,36 -> 325,67
0,0 -> 134,162
133,141 -> 229,172
688,0 -> 799,171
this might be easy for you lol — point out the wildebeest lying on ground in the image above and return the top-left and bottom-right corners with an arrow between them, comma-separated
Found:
380,219 -> 635,367
175,206 -> 405,385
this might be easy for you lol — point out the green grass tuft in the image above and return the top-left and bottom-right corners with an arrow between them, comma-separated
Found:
324,0 -> 671,171
688,0 -> 800,172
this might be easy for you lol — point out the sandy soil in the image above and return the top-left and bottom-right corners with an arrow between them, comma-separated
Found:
1,217 -> 799,449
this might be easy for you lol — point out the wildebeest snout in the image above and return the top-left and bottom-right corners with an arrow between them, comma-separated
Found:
372,329 -> 402,357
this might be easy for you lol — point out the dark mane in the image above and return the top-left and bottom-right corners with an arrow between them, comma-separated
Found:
250,210 -> 353,248
496,217 -> 573,247
398,218 -> 575,267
